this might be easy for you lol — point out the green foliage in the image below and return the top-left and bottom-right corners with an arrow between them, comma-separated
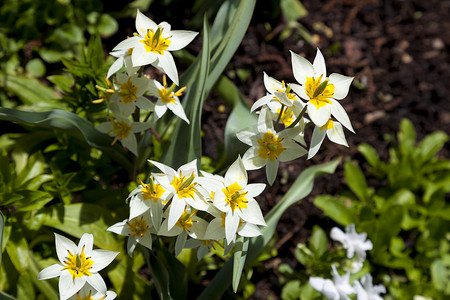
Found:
313,119 -> 450,299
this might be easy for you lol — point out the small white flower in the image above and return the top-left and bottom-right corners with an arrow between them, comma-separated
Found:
310,265 -> 355,300
112,9 -> 198,85
107,211 -> 154,257
308,119 -> 348,159
237,107 -> 307,185
108,73 -> 153,117
203,157 -> 266,244
96,115 -> 151,156
149,159 -> 210,230
147,75 -> 189,124
353,274 -> 386,300
67,283 -> 117,300
251,72 -> 304,111
37,233 -> 119,300
127,176 -> 172,231
289,48 -> 354,132
331,224 -> 373,262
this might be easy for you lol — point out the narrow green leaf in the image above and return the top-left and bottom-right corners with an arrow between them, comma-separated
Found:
314,195 -> 355,226
161,16 -> 211,169
198,158 -> 340,299
28,253 -> 59,300
344,160 -> 368,202
0,108 -> 132,173
0,211 -> 4,269
430,259 -> 447,291
3,75 -> 59,107
0,291 -> 16,300
232,236 -> 249,292
309,226 -> 328,257
146,249 -> 172,300
398,118 -> 416,157
416,131 -> 448,163
17,273 -> 35,300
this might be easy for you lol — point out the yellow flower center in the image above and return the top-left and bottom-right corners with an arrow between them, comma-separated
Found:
305,75 -> 334,109
118,77 -> 138,104
171,172 -> 197,199
62,245 -> 94,280
222,182 -> 248,212
320,119 -> 334,131
141,181 -> 165,203
276,80 -> 297,101
158,75 -> 186,104
176,210 -> 195,231
108,117 -> 132,145
277,107 -> 294,127
257,131 -> 285,161
128,217 -> 149,237
140,27 -> 171,55
75,290 -> 107,300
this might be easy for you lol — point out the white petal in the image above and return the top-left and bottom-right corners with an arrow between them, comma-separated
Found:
330,99 -> 354,133
245,183 -> 266,198
290,50 -> 314,85
289,83 -> 308,101
37,263 -> 63,280
242,147 -> 266,170
136,9 -> 157,37
96,122 -> 113,134
154,102 -> 168,119
107,57 -> 124,79
308,126 -> 327,159
136,97 -> 154,111
148,160 -> 177,176
307,102 -> 331,127
263,72 -> 283,94
167,196 -> 185,230
86,273 -> 107,296
132,46 -> 158,67
137,232 -> 153,250
238,223 -> 261,237
154,52 -> 179,85
106,220 -> 131,236
224,157 -> 247,188
112,36 -> 141,51
313,48 -> 327,79
266,158 -> 279,185
55,233 -> 77,263
251,95 -> 274,112
326,122 -> 348,147
167,31 -> 198,51
131,121 -> 152,133
90,250 -> 119,273
236,131 -> 256,146
167,99 -> 190,124
59,271 -> 85,300
225,213 -> 240,245
77,233 -> 94,257
329,73 -> 353,100
239,199 -> 266,226
278,140 -> 308,162
129,197 -> 150,220
121,134 -> 138,156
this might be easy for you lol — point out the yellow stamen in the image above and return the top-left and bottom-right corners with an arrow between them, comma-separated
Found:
257,131 -> 286,161
62,245 -> 94,280
140,27 -> 172,55
222,182 -> 248,212
305,75 -> 334,109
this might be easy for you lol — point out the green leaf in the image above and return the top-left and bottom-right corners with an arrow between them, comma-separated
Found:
281,280 -> 301,300
344,160 -> 368,202
5,227 -> 29,274
357,143 -> 381,168
198,158 -> 340,299
374,205 -> 403,248
25,58 -> 46,78
161,16 -> 211,169
314,195 -> 355,226
0,211 -> 3,269
3,75 -> 59,107
0,108 -> 132,173
17,273 -> 35,300
309,226 -> 328,257
39,203 -> 120,251
415,131 -> 448,163
232,236 -> 249,292
280,0 -> 308,23
398,118 -> 416,157
86,35 -> 104,73
0,291 -> 16,300
28,253 -> 59,300
430,259 -> 447,291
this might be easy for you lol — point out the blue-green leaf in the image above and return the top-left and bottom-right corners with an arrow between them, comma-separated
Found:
232,236 -> 249,292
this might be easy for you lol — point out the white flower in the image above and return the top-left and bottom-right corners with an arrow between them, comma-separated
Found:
108,73 -> 153,117
37,233 -> 119,300
330,224 -> 373,262
237,107 -> 307,185
147,75 -> 189,124
158,208 -> 208,256
112,9 -> 198,85
308,119 -> 348,159
149,159 -> 210,230
310,265 -> 355,300
107,48 -> 139,79
289,48 -> 354,132
202,157 -> 266,244
96,115 -> 151,156
67,283 -> 117,300
127,176 -> 172,231
251,72 -> 304,111
107,211 -> 154,257
353,274 -> 386,300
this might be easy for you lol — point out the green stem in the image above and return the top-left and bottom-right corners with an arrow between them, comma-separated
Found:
287,104 -> 307,129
